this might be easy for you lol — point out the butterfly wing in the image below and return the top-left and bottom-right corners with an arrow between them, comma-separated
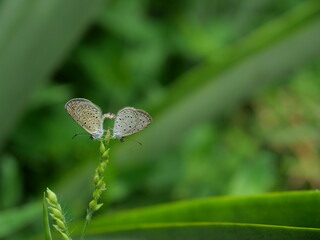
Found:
135,109 -> 152,133
113,107 -> 152,139
65,98 -> 104,138
113,107 -> 140,138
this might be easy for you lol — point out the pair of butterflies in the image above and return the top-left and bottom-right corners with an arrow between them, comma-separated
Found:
65,98 -> 152,141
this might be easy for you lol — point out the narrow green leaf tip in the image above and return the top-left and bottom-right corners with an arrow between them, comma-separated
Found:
43,192 -> 53,240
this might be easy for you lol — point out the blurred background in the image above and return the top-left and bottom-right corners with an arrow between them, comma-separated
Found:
1,0 -> 320,239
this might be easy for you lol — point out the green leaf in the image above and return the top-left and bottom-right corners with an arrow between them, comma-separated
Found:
73,191 -> 320,239
0,0 -> 105,149
87,223 -> 320,240
88,191 -> 320,230
43,192 -> 52,240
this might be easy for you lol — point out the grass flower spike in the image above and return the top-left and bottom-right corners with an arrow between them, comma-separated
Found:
81,130 -> 111,239
46,188 -> 71,240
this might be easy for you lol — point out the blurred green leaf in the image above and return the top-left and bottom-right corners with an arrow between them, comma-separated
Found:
0,0 -> 105,149
0,201 -> 41,239
113,1 -> 320,169
227,152 -> 277,195
154,0 -> 320,110
29,83 -> 71,110
0,155 -> 22,208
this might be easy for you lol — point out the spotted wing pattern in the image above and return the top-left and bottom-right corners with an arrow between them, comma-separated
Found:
65,98 -> 104,139
113,108 -> 139,138
135,109 -> 152,133
113,107 -> 152,139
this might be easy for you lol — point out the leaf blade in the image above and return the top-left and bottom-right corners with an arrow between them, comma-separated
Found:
87,222 -> 320,240
89,191 -> 320,229
43,192 -> 52,240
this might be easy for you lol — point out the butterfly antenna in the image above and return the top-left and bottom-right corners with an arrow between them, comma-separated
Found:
125,137 -> 142,146
72,133 -> 91,139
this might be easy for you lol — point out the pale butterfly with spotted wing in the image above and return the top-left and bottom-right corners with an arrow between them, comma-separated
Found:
65,98 -> 114,140
65,98 -> 152,141
111,107 -> 152,142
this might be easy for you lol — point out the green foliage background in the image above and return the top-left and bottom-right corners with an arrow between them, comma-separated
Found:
1,0 -> 320,239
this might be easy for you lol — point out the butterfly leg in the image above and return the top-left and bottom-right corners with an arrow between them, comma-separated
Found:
104,127 -> 114,133
72,133 -> 91,139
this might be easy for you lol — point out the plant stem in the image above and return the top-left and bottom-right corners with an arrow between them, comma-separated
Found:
80,130 -> 111,240
80,211 -> 92,240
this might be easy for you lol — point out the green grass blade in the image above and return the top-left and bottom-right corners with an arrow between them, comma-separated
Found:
86,223 -> 320,240
89,191 -> 320,229
29,191 -> 320,240
43,192 -> 52,240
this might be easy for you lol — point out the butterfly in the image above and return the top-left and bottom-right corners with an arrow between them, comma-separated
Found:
111,107 -> 152,142
65,98 -> 152,141
65,98 -> 108,140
